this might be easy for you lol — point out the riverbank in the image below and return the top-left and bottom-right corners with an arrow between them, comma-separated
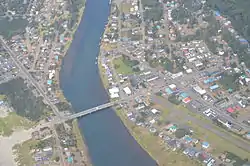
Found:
56,0 -> 86,101
115,109 -> 201,166
96,4 -> 197,166
56,1 -> 92,165
72,119 -> 92,166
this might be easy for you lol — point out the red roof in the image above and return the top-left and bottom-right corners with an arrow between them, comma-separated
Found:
227,107 -> 234,113
183,97 -> 191,103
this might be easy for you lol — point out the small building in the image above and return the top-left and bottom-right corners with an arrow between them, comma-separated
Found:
226,107 -> 235,113
151,109 -> 160,114
109,87 -> 119,94
209,84 -> 219,91
109,87 -> 120,98
186,68 -> 193,74
123,87 -> 132,95
169,84 -> 176,90
183,97 -> 192,103
193,85 -> 206,95
202,141 -> 210,149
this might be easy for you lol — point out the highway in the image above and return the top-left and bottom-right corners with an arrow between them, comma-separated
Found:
0,37 -> 61,117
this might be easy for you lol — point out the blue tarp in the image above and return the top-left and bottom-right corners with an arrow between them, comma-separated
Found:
215,11 -> 220,16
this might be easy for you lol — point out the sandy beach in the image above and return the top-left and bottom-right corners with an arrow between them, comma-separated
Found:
0,128 -> 34,166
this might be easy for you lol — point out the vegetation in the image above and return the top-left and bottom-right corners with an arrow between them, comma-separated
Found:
72,119 -> 84,151
116,109 -> 199,166
142,0 -> 163,21
186,122 -> 250,159
204,0 -> 250,68
168,95 -> 182,105
171,7 -> 191,24
206,0 -> 250,42
219,73 -> 239,91
13,139 -> 40,166
0,112 -> 33,136
0,18 -> 28,39
0,78 -> 50,121
113,55 -> 139,74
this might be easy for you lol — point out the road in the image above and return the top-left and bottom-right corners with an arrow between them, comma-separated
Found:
0,37 -> 61,117
151,95 -> 250,152
154,68 -> 250,130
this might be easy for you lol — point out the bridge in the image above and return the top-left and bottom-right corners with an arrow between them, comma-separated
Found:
62,102 -> 115,121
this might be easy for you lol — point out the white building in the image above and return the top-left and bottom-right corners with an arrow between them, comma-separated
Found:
123,87 -> 132,95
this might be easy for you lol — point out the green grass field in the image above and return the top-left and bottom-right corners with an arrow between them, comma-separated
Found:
113,57 -> 134,74
116,109 -> 200,166
13,139 -> 39,166
0,112 -> 33,136
186,122 -> 250,158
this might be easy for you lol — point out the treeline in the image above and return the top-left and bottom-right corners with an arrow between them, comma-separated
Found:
141,0 -> 163,21
206,0 -> 250,42
0,78 -> 50,121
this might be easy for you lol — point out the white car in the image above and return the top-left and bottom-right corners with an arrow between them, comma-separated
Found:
203,109 -> 211,117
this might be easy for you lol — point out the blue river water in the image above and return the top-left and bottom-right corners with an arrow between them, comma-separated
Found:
59,0 -> 157,166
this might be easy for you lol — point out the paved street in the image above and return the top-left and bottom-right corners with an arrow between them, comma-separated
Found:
151,95 -> 250,152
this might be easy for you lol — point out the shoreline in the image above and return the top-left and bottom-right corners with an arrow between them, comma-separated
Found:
96,13 -> 161,166
72,119 -> 92,166
96,4 -> 196,166
55,0 -> 92,165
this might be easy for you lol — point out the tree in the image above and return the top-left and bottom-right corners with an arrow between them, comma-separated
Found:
175,128 -> 189,139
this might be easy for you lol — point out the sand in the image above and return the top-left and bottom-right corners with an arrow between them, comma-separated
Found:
0,128 -> 34,166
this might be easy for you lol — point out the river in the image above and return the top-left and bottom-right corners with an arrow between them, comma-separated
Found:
59,0 -> 157,166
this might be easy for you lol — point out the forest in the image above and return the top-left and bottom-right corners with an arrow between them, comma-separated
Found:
206,0 -> 250,42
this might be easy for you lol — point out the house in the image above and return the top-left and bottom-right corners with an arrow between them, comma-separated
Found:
151,109 -> 160,114
123,87 -> 132,95
202,141 -> 210,149
165,124 -> 178,133
183,136 -> 192,144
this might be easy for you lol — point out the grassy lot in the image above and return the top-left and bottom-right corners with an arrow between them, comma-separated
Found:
13,139 -> 39,166
72,119 -> 84,151
0,112 -> 33,136
152,104 -> 170,123
72,119 -> 92,166
153,96 -> 250,160
186,122 -> 250,158
113,57 -> 134,74
0,94 -> 6,100
120,2 -> 132,14
116,109 -> 200,166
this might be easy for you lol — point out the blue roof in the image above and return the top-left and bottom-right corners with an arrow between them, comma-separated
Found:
67,156 -> 73,163
184,136 -> 192,142
210,84 -> 219,90
180,92 -> 188,99
165,88 -> 173,94
47,80 -> 52,85
204,78 -> 216,84
202,141 -> 209,146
